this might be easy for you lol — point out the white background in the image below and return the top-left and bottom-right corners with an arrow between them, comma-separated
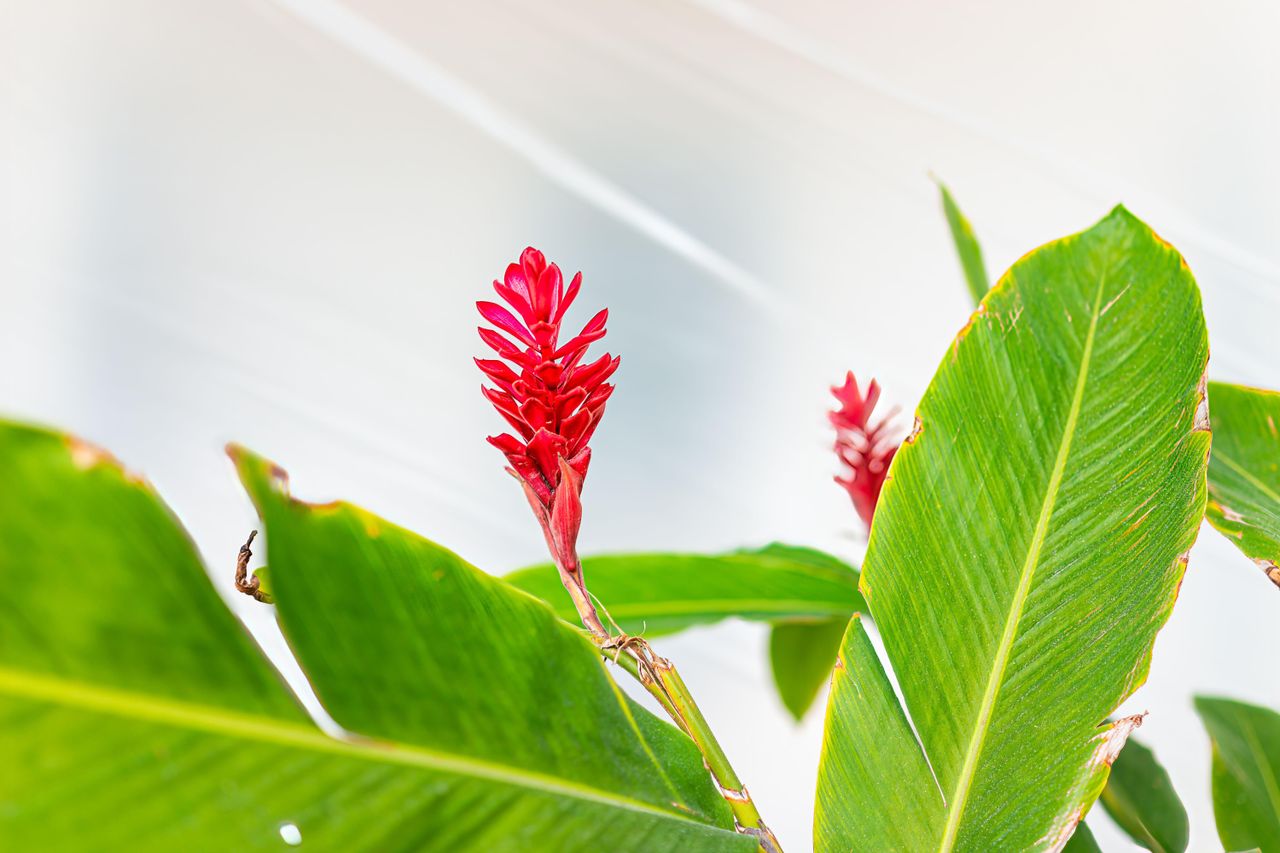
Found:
3,2 -> 1278,850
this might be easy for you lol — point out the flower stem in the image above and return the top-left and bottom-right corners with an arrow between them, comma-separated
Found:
602,638 -> 782,853
556,560 -> 610,639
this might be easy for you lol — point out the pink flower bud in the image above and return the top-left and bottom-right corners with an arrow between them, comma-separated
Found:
831,372 -> 900,530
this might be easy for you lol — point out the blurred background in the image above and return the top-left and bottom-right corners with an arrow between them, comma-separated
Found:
3,1 -> 1278,849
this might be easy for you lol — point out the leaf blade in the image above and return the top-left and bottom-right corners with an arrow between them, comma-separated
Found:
0,423 -> 750,851
505,545 -> 865,636
821,208 -> 1210,851
938,180 -> 990,305
230,446 -> 749,846
507,543 -> 865,718
1196,696 -> 1280,853
769,618 -> 849,721
814,616 -> 944,851
1204,381 -> 1280,589
1099,735 -> 1189,852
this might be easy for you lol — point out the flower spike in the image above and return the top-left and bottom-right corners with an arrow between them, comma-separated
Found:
478,248 -> 618,638
831,371 -> 900,530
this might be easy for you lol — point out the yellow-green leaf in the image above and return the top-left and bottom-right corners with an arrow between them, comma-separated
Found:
938,179 -> 990,305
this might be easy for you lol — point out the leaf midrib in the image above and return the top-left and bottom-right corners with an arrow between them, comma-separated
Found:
937,273 -> 1108,852
0,665 -> 720,827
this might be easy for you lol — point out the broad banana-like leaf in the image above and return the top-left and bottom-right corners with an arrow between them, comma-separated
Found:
938,180 -> 990,304
1099,734 -> 1189,852
507,544 -> 865,719
0,421 -> 748,851
818,207 -> 1210,852
1196,696 -> 1280,852
230,446 -> 750,852
1203,381 -> 1280,590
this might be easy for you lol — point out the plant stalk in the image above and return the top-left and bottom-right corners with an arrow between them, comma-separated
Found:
601,638 -> 782,853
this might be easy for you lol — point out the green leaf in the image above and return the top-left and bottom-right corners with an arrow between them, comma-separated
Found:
0,421 -> 749,851
1099,735 -> 1189,852
230,446 -> 752,851
1196,696 -> 1280,853
938,179 -> 990,305
815,616 -> 946,850
506,544 -> 864,635
506,543 -> 865,718
769,618 -> 848,721
1061,822 -> 1102,853
817,207 -> 1210,851
1204,381 -> 1280,590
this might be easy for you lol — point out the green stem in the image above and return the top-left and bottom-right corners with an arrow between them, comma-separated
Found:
601,640 -> 782,853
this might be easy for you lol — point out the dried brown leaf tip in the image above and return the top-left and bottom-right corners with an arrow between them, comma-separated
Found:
67,436 -> 114,469
1089,712 -> 1146,769
65,435 -> 145,483
233,530 -> 272,604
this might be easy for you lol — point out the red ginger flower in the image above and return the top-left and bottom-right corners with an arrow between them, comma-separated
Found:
830,372 -> 900,530
477,247 -> 619,637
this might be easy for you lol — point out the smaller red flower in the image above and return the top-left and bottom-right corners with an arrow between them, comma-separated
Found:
477,247 -> 618,638
830,372 -> 900,530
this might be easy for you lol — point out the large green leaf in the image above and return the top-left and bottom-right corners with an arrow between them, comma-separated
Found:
0,421 -> 749,851
1099,735 -> 1189,852
938,180 -> 990,305
230,446 -> 751,851
818,207 -> 1210,851
506,543 -> 865,719
1204,381 -> 1280,590
1196,696 -> 1280,852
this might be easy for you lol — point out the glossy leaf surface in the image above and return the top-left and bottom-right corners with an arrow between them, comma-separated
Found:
818,208 -> 1209,851
0,422 -> 748,851
231,446 -> 750,851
